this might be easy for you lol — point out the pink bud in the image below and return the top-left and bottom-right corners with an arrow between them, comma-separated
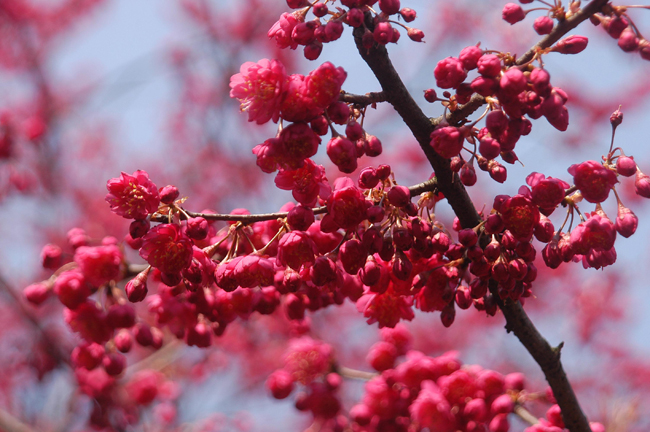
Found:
266,369 -> 294,399
616,155 -> 636,177
186,217 -> 208,240
615,204 -> 638,238
287,205 -> 315,231
534,16 -> 554,35
346,8 -> 364,27
502,3 -> 525,25
400,7 -> 416,22
345,121 -> 364,141
618,29 -> 639,52
554,35 -> 588,54
159,185 -> 179,204
24,282 -> 51,305
364,135 -> 383,157
125,267 -> 150,302
424,88 -> 437,102
407,28 -> 424,42
366,341 -> 397,371
634,171 -> 650,198
387,185 -> 411,207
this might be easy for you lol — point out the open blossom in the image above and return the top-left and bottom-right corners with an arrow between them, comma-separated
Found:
568,161 -> 617,203
526,172 -> 570,215
499,194 -> 540,241
229,59 -> 288,125
305,62 -> 347,109
74,244 -> 123,287
283,336 -> 332,384
277,231 -> 317,270
139,224 -> 193,275
279,74 -> 322,122
570,213 -> 616,255
357,287 -> 415,328
275,159 -> 331,207
106,170 -> 160,220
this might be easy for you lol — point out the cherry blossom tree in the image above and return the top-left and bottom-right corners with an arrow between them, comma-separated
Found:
1,0 -> 650,431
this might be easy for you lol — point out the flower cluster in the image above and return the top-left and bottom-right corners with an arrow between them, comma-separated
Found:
269,1 -> 424,61
429,44 -> 573,184
265,327 -> 607,432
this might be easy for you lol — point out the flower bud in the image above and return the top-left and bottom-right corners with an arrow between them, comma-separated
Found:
615,204 -> 638,238
616,155 -> 636,177
125,267 -> 150,302
554,35 -> 588,54
502,3 -> 525,25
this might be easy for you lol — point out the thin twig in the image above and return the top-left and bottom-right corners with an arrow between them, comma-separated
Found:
515,404 -> 540,426
336,365 -> 378,381
339,91 -> 387,106
150,178 -> 439,224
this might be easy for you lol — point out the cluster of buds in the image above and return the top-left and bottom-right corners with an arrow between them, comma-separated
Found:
593,6 -> 650,61
270,0 -> 424,60
430,43 -> 575,184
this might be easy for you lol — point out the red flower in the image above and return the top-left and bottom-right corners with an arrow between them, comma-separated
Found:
327,177 -> 369,230
277,231 -> 317,270
526,172 -> 570,214
229,58 -> 288,125
305,62 -> 347,109
278,122 -> 321,169
570,213 -> 616,255
499,194 -> 540,241
279,74 -> 322,123
275,159 -> 331,207
54,270 -> 92,310
409,381 -> 456,431
105,170 -> 160,220
74,245 -> 123,287
268,12 -> 299,50
357,287 -> 414,328
430,126 -> 464,158
434,57 -> 467,89
568,161 -> 617,203
283,336 -> 332,384
139,224 -> 193,275
64,300 -> 112,344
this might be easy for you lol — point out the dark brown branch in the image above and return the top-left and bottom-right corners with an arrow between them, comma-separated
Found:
339,91 -> 387,106
352,27 -> 480,230
352,2 -> 609,430
517,0 -> 610,65
150,178 -> 439,225
490,280 -> 589,431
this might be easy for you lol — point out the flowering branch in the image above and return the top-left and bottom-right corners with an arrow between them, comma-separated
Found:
352,4 -> 610,431
150,178 -> 438,225
436,0 -> 610,128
